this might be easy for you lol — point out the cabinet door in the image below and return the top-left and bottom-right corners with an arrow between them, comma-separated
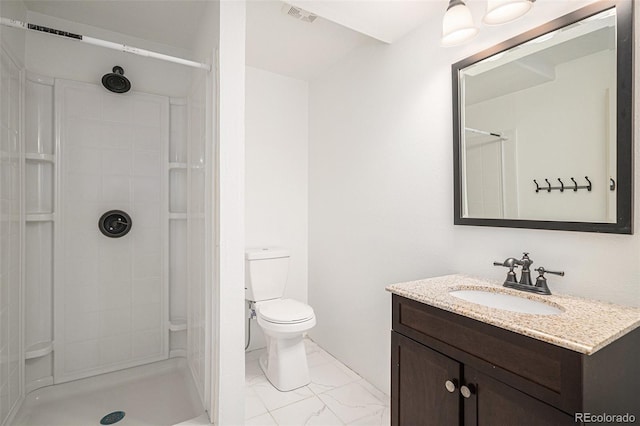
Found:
463,367 -> 574,426
392,332 -> 462,426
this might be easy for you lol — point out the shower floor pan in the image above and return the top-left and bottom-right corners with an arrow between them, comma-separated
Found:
13,358 -> 205,426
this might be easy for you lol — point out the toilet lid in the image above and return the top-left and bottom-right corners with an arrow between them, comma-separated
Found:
258,299 -> 315,324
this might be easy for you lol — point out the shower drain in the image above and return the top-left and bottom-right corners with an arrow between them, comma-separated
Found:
100,411 -> 126,425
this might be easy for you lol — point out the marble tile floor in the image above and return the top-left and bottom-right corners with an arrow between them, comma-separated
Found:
245,339 -> 390,426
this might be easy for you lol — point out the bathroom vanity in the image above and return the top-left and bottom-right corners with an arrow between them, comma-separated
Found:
387,275 -> 640,426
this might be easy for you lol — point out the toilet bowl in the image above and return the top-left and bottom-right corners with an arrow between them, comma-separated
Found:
245,248 -> 316,391
255,298 -> 316,391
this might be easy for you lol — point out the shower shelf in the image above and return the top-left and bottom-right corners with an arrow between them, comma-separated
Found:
25,153 -> 55,163
25,341 -> 53,360
169,319 -> 187,332
26,213 -> 54,222
169,213 -> 187,220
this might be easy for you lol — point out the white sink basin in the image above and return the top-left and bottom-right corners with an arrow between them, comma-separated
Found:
449,289 -> 563,315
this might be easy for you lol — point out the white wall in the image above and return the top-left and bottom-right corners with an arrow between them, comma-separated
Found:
308,0 -> 640,396
215,2 -> 246,424
24,11 -> 196,98
308,16 -> 457,394
245,66 -> 309,351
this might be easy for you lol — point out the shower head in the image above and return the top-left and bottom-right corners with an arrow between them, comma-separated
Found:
102,66 -> 131,93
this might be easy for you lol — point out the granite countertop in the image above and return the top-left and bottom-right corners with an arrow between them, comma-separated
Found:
386,274 -> 640,355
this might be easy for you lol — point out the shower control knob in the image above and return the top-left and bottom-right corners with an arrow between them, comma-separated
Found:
98,210 -> 132,238
445,380 -> 458,393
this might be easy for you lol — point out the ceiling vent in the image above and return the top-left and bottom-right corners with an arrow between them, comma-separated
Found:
281,3 -> 318,23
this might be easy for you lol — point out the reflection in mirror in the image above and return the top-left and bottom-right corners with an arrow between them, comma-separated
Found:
453,1 -> 632,233
462,9 -> 615,221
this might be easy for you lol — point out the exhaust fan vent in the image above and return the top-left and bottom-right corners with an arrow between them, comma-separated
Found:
281,3 -> 318,23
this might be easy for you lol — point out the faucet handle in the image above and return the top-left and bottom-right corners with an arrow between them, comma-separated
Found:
536,267 -> 564,276
533,267 -> 564,295
519,252 -> 533,266
493,258 -> 519,284
493,258 -> 518,268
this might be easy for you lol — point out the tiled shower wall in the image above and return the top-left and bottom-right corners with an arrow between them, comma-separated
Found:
0,48 -> 23,425
54,80 -> 169,383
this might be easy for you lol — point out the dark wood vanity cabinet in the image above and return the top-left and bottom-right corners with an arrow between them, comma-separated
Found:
391,295 -> 640,426
392,332 -> 573,426
392,332 -> 461,425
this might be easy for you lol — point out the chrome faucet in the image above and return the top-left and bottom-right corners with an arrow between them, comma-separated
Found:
493,252 -> 564,295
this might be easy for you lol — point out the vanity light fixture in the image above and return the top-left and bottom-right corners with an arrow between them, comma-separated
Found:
442,0 -> 479,47
442,0 -> 535,46
484,0 -> 535,25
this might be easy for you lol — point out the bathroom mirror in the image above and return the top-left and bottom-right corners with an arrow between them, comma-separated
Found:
452,1 -> 633,233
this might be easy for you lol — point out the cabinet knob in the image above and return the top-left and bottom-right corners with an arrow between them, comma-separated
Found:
444,380 -> 458,393
460,384 -> 475,399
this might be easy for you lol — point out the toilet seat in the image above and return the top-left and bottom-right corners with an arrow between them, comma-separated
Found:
257,298 -> 315,324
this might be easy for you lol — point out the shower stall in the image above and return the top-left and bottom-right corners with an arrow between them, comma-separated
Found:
0,2 -> 221,425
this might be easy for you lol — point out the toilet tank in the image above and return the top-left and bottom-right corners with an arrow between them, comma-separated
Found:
245,248 -> 290,302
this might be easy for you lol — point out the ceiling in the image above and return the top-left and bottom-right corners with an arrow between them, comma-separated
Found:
246,1 -> 377,81
21,0 -> 442,81
288,0 -> 438,44
246,0 -> 441,80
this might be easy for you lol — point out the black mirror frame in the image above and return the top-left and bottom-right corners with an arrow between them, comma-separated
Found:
452,0 -> 633,234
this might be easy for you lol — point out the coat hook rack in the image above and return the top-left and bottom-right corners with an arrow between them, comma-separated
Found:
534,176 -> 592,193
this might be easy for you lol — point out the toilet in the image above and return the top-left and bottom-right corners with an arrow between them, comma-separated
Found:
245,248 -> 316,391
